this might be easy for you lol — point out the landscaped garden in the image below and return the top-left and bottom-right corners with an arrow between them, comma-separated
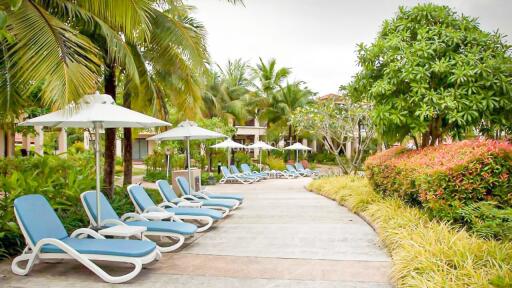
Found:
0,1 -> 511,287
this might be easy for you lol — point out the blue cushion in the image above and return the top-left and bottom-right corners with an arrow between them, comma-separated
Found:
41,237 -> 156,257
221,166 -> 231,177
165,207 -> 223,220
128,185 -> 157,211
14,195 -> 68,244
126,221 -> 197,235
156,180 -> 178,202
230,165 -> 241,174
82,191 -> 121,223
207,194 -> 244,202
176,176 -> 191,195
202,199 -> 236,209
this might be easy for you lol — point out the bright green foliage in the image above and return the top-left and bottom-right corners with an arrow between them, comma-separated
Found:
349,4 -> 512,146
365,140 -> 512,240
0,154 -> 134,258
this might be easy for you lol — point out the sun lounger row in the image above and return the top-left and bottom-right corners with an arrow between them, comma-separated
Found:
219,163 -> 320,184
11,178 -> 244,283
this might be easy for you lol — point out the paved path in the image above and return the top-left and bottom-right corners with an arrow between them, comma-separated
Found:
0,178 -> 392,287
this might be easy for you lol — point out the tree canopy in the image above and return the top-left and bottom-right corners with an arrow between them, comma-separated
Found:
349,4 -> 512,147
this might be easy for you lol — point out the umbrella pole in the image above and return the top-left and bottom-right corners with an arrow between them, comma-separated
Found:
296,150 -> 298,163
227,147 -> 230,167
94,122 -> 101,228
186,137 -> 192,193
259,149 -> 262,172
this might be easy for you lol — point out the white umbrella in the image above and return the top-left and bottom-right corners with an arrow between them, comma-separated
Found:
148,120 -> 225,193
19,92 -> 170,227
284,142 -> 312,163
211,139 -> 246,167
247,141 -> 276,171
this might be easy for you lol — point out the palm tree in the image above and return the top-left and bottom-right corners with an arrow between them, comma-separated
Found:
261,81 -> 314,145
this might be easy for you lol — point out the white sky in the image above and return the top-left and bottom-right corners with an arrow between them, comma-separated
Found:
188,0 -> 512,96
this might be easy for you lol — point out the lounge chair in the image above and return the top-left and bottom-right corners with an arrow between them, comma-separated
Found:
220,165 -> 255,184
127,183 -> 230,224
156,180 -> 225,232
295,162 -> 319,176
240,163 -> 269,179
81,191 -> 197,252
176,176 -> 242,211
230,165 -> 262,181
12,194 -> 160,284
286,164 -> 305,177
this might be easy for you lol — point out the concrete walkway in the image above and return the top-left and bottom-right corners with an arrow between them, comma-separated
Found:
0,178 -> 392,287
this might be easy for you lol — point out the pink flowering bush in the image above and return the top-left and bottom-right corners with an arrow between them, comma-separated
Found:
365,140 -> 512,240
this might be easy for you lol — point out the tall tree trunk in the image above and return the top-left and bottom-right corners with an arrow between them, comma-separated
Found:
103,62 -> 116,198
122,89 -> 133,187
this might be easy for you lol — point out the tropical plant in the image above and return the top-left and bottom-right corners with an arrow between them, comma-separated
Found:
349,4 -> 512,147
290,98 -> 375,174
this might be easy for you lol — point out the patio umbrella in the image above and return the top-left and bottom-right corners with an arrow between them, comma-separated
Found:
148,120 -> 225,194
19,92 -> 170,228
284,142 -> 312,163
247,141 -> 276,171
211,139 -> 246,167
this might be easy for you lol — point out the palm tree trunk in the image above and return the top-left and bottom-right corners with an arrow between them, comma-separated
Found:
103,62 -> 116,198
122,89 -> 133,187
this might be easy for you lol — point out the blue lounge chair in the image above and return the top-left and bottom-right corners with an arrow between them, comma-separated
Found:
156,180 -> 224,231
286,164 -> 304,177
81,191 -> 196,252
11,194 -> 160,283
240,163 -> 268,179
220,166 -> 254,184
295,162 -> 319,176
176,176 -> 242,211
127,183 -> 231,223
230,165 -> 261,181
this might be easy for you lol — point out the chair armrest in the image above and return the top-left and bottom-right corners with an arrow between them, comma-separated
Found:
70,228 -> 106,239
143,206 -> 167,213
191,192 -> 210,200
158,201 -> 177,208
177,201 -> 203,208
182,195 -> 200,201
100,219 -> 128,227
120,213 -> 149,222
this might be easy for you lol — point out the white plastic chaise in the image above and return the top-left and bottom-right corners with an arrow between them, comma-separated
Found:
12,194 -> 161,284
81,191 -> 197,252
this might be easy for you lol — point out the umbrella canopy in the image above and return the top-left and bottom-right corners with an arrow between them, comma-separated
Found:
148,120 -> 225,141
211,139 -> 246,167
20,92 -> 169,128
211,138 -> 246,149
149,120 -> 226,193
247,141 -> 276,150
247,141 -> 276,172
19,92 -> 170,228
283,142 -> 312,151
284,142 -> 312,163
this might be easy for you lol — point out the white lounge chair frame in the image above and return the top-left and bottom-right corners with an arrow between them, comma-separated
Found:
155,180 -> 216,232
176,176 -> 240,213
12,208 -> 161,284
220,166 -> 254,184
81,192 -> 187,252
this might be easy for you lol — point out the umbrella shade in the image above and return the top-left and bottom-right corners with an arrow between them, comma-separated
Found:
283,142 -> 312,151
211,139 -> 246,167
211,139 -> 246,149
19,93 -> 169,128
247,141 -> 276,150
19,92 -> 170,228
148,120 -> 226,141
148,120 -> 225,194
247,141 -> 277,172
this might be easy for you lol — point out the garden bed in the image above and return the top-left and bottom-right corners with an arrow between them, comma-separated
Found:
308,176 -> 511,287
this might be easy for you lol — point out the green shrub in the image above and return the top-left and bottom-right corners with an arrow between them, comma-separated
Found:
143,170 -> 168,182
308,176 -> 512,287
265,155 -> 285,170
309,151 -> 337,164
233,151 -> 251,166
365,140 -> 512,240
0,154 -> 134,259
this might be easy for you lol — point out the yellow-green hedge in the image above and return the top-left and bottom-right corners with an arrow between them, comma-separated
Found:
307,176 -> 512,287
